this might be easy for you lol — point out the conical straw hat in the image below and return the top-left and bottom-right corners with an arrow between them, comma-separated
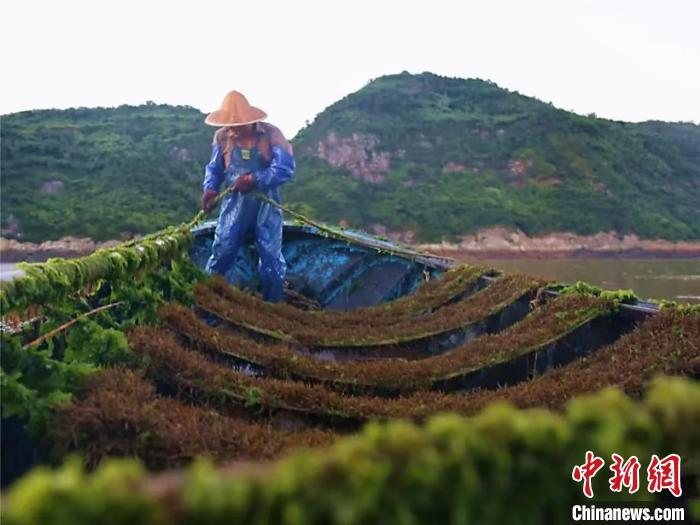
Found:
204,90 -> 267,127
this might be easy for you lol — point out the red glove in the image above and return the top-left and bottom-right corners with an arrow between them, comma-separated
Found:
201,189 -> 218,212
230,173 -> 255,194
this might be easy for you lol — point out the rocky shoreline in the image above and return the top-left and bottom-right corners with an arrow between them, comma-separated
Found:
0,237 -> 123,263
2,228 -> 700,263
416,228 -> 700,260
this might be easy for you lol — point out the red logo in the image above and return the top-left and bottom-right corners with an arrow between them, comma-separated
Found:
573,453 -> 682,498
609,454 -> 641,494
647,454 -> 682,497
572,451 -> 606,499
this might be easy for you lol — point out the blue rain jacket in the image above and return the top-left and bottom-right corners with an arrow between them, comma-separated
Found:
203,123 -> 295,302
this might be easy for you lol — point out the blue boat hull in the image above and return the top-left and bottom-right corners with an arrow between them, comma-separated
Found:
189,221 -> 453,309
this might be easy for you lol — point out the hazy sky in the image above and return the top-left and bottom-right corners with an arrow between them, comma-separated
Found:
2,0 -> 699,137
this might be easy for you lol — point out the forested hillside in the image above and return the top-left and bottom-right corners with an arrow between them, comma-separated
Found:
1,104 -> 211,241
288,73 -> 700,242
2,73 -> 699,243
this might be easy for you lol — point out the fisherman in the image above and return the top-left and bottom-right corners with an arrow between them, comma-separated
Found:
201,90 -> 295,302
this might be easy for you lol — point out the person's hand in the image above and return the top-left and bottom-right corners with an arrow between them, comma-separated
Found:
201,189 -> 218,212
230,173 -> 255,193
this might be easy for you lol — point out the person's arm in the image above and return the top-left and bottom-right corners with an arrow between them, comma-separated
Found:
203,133 -> 225,193
252,125 -> 295,191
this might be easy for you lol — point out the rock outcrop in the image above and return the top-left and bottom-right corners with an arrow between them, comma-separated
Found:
316,133 -> 391,183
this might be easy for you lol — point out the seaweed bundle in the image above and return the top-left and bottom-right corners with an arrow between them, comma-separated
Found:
53,368 -> 334,469
127,304 -> 699,421
161,293 -> 613,393
195,272 -> 544,347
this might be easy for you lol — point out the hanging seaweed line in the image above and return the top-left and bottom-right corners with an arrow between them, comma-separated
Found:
249,192 -> 443,260
128,307 -> 700,421
0,229 -> 190,314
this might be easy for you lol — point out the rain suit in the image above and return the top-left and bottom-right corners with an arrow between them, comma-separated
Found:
203,123 -> 295,302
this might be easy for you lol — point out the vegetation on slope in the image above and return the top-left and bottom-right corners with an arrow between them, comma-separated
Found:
1,103 -> 210,242
289,72 -> 700,241
2,74 -> 699,242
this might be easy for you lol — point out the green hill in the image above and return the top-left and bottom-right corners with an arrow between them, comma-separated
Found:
2,73 -> 699,243
1,103 -> 211,242
288,72 -> 700,242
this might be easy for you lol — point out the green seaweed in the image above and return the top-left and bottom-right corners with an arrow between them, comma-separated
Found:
556,280 -> 639,305
0,225 -> 193,315
0,256 -> 209,438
